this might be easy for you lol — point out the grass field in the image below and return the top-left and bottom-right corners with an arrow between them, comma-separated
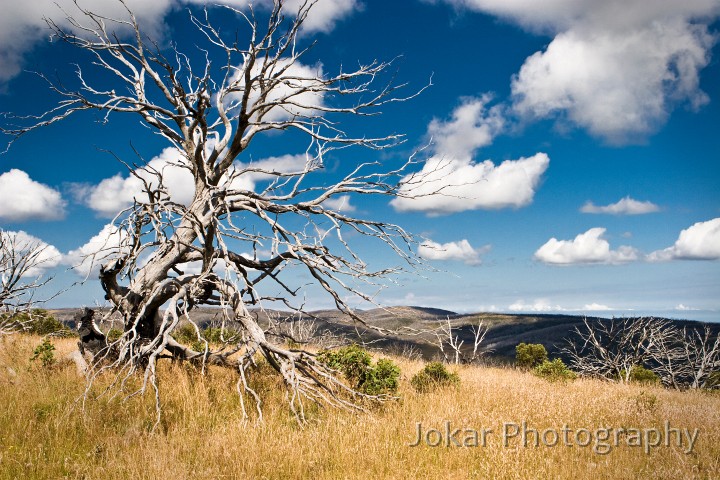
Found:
1,335 -> 719,479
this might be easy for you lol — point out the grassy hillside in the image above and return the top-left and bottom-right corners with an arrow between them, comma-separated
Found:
1,335 -> 719,479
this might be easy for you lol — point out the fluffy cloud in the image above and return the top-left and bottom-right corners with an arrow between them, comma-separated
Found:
74,147 -> 197,217
427,96 -> 504,159
534,227 -> 640,265
0,230 -> 62,277
176,258 -> 232,277
0,169 -> 65,221
647,218 -> 720,261
235,153 -> 312,185
297,0 -> 357,32
581,196 -> 660,215
439,0 -> 720,143
418,239 -> 489,265
392,97 -> 548,215
227,59 -> 327,123
257,0 -> 358,33
0,0 -> 355,84
63,224 -> 129,277
391,153 -> 549,215
0,0 -> 172,84
322,195 -> 356,213
182,0 -> 357,33
76,149 -> 309,217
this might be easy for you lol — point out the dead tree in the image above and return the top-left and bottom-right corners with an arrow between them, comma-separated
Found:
265,312 -> 338,348
563,317 -> 674,382
1,0 -> 431,423
433,316 -> 489,365
0,230 -> 56,334
647,324 -> 686,389
650,325 -> 720,389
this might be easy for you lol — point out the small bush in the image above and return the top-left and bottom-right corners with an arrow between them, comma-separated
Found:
515,342 -> 548,369
202,326 -> 239,344
318,344 -> 370,384
707,371 -> 720,389
411,361 -> 460,392
533,358 -> 576,382
106,328 -> 123,342
317,344 -> 400,396
620,365 -> 660,384
171,323 -> 199,345
5,309 -> 73,337
361,358 -> 401,395
171,324 -> 238,350
30,338 -> 56,368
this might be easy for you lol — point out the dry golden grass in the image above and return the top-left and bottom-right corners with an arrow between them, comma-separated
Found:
1,335 -> 719,479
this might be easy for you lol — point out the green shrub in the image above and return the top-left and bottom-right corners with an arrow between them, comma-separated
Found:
30,338 -> 56,368
707,371 -> 720,389
359,358 -> 401,395
317,344 -> 400,396
171,324 -> 238,350
106,328 -> 123,342
620,365 -> 660,384
171,323 -> 198,345
533,358 -> 576,382
515,342 -> 548,369
410,361 -> 460,393
202,326 -> 239,344
4,309 -> 72,337
318,344 -> 370,384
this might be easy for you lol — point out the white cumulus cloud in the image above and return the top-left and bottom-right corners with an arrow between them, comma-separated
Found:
392,97 -> 548,215
0,169 -> 65,221
0,0 -> 356,84
63,224 -> 129,277
322,194 -> 356,213
227,59 -> 327,123
438,0 -> 720,143
647,218 -> 720,261
391,153 -> 549,215
183,0 -> 358,33
265,0 -> 358,33
418,238 -> 489,265
76,149 -> 309,217
427,96 -> 504,159
0,0 -> 172,84
75,147 -> 197,217
534,227 -> 640,265
0,230 -> 62,277
581,196 -> 660,215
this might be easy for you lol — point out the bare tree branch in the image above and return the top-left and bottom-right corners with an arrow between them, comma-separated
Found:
564,316 -> 718,389
563,317 -> 673,382
433,316 -> 489,365
0,230 -> 57,334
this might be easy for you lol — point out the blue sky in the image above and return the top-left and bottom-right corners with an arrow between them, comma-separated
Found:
0,0 -> 718,321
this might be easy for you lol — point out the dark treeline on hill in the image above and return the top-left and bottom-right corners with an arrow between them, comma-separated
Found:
49,306 -> 719,363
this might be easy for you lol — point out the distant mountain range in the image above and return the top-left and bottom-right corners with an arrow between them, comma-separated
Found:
50,306 -> 718,362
